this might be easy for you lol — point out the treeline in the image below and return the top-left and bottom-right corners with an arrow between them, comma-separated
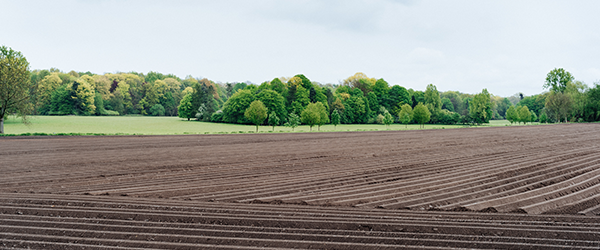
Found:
26,69 -> 600,127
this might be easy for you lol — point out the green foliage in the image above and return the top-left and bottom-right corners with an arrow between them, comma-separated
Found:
70,78 -> 96,115
544,68 -> 574,93
518,106 -> 531,124
398,104 -> 413,128
244,100 -> 268,132
441,97 -> 454,112
583,83 -> 600,122
383,110 -> 394,128
301,102 -> 328,131
222,89 -> 255,123
469,89 -> 493,125
150,104 -> 165,116
268,111 -> 280,130
210,110 -> 224,122
284,112 -> 300,131
412,103 -> 431,128
387,85 -> 410,111
545,92 -> 573,122
256,89 -> 287,124
539,111 -> 548,123
424,84 -> 442,112
506,106 -> 518,124
0,46 -> 31,133
177,93 -> 195,121
331,109 -> 340,129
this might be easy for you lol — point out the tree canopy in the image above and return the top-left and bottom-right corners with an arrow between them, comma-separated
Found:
0,46 -> 31,134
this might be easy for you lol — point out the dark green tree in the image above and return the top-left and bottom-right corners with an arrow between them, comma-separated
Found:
150,103 -> 165,116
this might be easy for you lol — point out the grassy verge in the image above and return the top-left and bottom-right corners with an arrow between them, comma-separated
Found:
1,115 -> 521,136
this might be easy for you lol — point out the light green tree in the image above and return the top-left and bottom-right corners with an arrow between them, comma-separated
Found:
412,103 -> 431,129
245,100 -> 268,132
0,46 -> 31,134
268,111 -> 280,131
177,93 -> 195,121
398,104 -> 413,128
284,112 -> 300,131
301,102 -> 328,131
383,110 -> 394,128
331,109 -> 341,129
506,105 -> 518,124
316,102 -> 330,131
519,106 -> 531,125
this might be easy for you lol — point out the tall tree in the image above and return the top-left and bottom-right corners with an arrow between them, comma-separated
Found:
177,93 -> 194,120
0,46 -> 31,133
469,89 -> 493,125
412,103 -> 431,129
244,100 -> 268,132
544,68 -> 574,93
545,92 -> 573,122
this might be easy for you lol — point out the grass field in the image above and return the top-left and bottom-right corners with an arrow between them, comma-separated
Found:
2,115 -> 518,135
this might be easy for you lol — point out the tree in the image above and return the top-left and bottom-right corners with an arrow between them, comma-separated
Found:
301,102 -> 328,131
539,111 -> 548,123
222,89 -> 255,123
469,89 -> 493,125
331,109 -> 340,129
284,112 -> 300,131
441,97 -> 454,112
544,68 -> 574,93
150,103 -> 165,116
244,100 -> 268,132
70,78 -> 96,115
506,105 -> 518,124
424,84 -> 442,111
268,111 -> 280,131
177,93 -> 194,120
256,89 -> 287,125
398,104 -> 413,128
383,110 -> 394,128
412,103 -> 431,128
545,92 -> 573,123
0,46 -> 31,133
519,106 -> 531,125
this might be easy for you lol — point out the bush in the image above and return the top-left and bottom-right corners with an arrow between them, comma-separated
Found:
149,104 -> 165,116
211,110 -> 224,122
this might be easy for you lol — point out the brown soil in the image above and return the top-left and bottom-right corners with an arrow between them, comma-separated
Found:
1,123 -> 599,249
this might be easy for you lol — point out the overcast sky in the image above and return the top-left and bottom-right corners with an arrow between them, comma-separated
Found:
2,0 -> 599,96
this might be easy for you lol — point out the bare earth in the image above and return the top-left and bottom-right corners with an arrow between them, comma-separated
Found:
1,123 -> 600,249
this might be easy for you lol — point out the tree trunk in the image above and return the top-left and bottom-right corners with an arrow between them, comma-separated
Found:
0,117 -> 3,134
256,125 -> 258,132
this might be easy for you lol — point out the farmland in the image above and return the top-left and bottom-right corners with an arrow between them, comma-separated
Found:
1,123 -> 600,249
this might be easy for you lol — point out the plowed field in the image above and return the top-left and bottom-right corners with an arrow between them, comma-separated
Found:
2,123 -> 600,249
